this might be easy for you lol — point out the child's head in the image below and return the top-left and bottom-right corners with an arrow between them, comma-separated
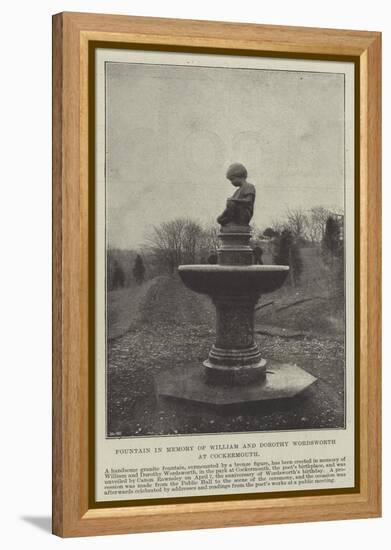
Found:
226,163 -> 247,186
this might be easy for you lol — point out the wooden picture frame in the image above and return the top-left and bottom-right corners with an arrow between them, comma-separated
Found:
52,12 -> 381,537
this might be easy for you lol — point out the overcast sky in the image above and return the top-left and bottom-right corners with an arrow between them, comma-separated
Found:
106,62 -> 345,249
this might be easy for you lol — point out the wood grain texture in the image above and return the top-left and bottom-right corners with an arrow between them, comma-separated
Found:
361,34 -> 382,515
64,11 -> 379,55
52,12 -> 63,537
52,12 -> 381,538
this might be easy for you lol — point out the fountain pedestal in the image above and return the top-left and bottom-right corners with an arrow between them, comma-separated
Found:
155,223 -> 317,409
204,225 -> 265,384
204,292 -> 266,385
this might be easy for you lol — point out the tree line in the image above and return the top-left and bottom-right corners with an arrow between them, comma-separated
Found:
269,217 -> 343,288
267,206 -> 342,244
107,207 -> 344,293
107,249 -> 147,289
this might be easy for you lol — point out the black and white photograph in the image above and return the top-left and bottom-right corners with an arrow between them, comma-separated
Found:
98,51 -> 354,441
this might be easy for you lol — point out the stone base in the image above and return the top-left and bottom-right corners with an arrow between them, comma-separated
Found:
155,360 -> 317,409
203,357 -> 267,385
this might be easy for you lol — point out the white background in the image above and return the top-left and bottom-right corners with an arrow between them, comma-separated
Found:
0,0 -> 388,548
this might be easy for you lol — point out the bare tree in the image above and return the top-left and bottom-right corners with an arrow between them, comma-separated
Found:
146,217 -> 203,274
285,207 -> 308,240
306,206 -> 332,243
146,223 -> 175,274
200,221 -> 220,255
182,220 -> 203,264
250,222 -> 261,239
270,218 -> 286,235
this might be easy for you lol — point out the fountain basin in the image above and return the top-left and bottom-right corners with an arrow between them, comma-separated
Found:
178,264 -> 289,296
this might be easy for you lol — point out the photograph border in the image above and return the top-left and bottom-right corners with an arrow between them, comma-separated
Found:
52,12 -> 381,537
93,44 -> 355,499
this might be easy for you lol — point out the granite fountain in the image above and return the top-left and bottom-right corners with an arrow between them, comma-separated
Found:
156,163 -> 316,408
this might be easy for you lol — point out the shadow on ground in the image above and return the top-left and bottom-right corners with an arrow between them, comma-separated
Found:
21,516 -> 51,534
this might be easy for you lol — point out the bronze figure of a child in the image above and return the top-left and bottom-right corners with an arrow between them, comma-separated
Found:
217,163 -> 256,226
